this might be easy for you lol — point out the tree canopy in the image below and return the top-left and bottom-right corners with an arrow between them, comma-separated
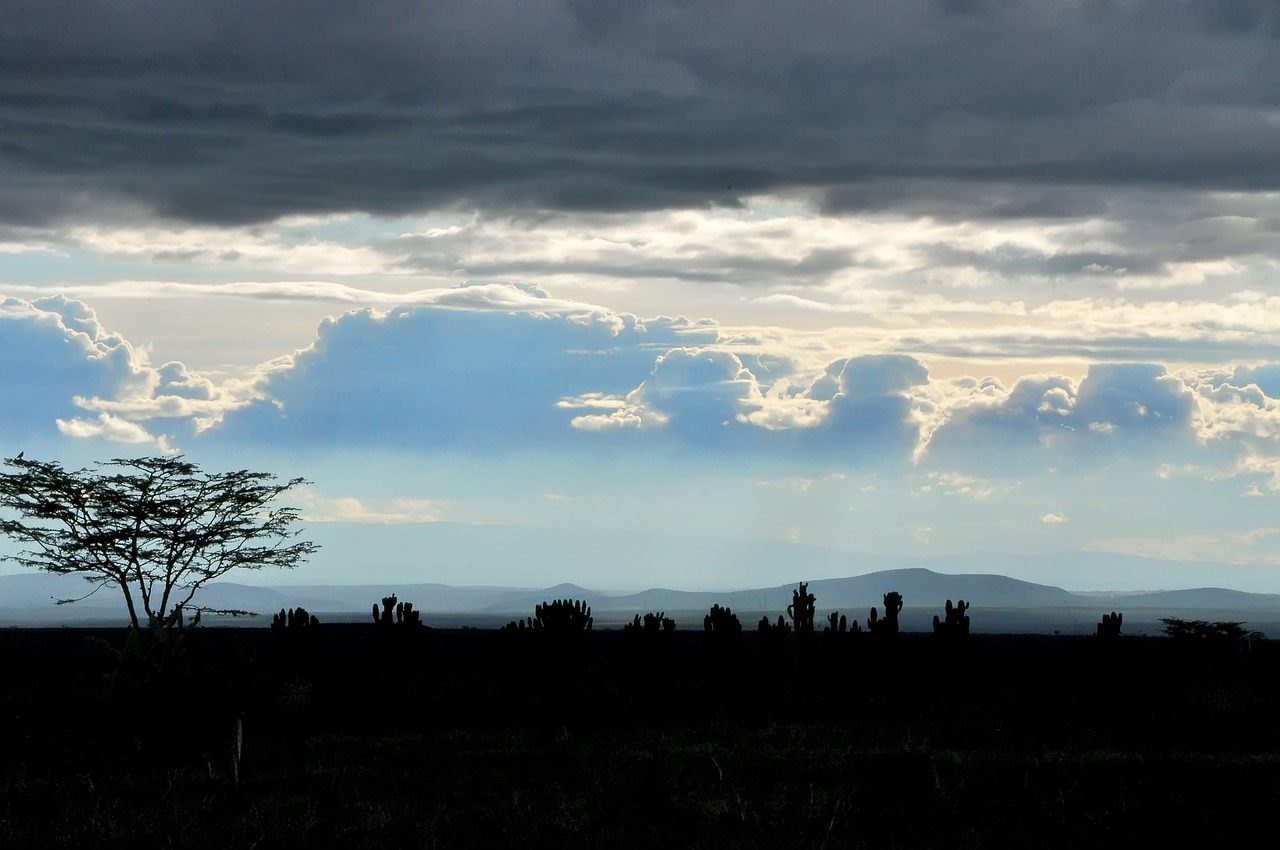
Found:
0,455 -> 318,629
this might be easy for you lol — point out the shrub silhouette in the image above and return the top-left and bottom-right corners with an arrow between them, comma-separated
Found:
271,607 -> 319,632
87,624 -> 200,697
625,611 -> 676,632
1096,611 -> 1122,640
787,582 -> 816,634
932,599 -> 970,638
867,591 -> 903,636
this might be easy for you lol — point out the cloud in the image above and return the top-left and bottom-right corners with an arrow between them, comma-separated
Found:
922,363 -> 1201,470
13,197 -> 1280,369
208,286 -> 719,448
797,355 -> 931,461
1041,513 -> 1068,524
296,492 -> 452,524
182,286 -> 1280,487
1073,363 -> 1196,433
0,295 -> 258,450
0,296 -> 151,439
55,413 -> 176,454
638,348 -> 758,430
6,284 -> 1280,499
920,471 -> 1004,502
1085,527 -> 1280,565
5,1 -> 1280,229
565,349 -> 939,461
0,278 -> 594,311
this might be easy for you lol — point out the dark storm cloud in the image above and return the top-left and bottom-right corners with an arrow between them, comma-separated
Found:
820,181 -> 1114,221
421,246 -> 867,286
4,1 -> 1280,225
922,244 -> 1168,279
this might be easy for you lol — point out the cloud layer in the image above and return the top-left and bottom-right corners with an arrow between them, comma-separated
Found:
6,285 -> 1276,500
5,1 -> 1280,228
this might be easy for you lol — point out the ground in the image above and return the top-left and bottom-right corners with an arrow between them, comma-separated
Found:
1,626 -> 1276,848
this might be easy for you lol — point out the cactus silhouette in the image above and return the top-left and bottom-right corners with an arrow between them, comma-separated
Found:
824,611 -> 858,633
867,591 -> 903,635
508,598 -> 594,633
703,604 -> 742,634
372,594 -> 423,629
786,582 -> 816,633
756,614 -> 792,669
703,605 -> 743,663
272,607 -> 319,632
625,611 -> 676,632
932,599 -> 970,638
758,614 -> 791,635
373,595 -> 398,626
1097,611 -> 1123,640
396,601 -> 422,627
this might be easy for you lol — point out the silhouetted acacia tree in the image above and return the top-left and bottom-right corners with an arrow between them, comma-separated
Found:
1159,617 -> 1247,642
0,455 -> 317,630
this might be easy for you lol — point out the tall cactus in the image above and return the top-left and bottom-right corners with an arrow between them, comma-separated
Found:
787,582 -> 816,634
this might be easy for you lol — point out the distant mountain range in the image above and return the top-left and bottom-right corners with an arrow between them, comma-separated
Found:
2,567 -> 1278,631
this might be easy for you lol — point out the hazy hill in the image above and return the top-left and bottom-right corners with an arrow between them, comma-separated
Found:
2,566 -> 1278,630
1084,587 -> 1280,611
299,522 -> 1280,593
508,569 -> 1079,616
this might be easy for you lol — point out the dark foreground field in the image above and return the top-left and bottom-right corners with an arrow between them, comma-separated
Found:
1,625 -> 1278,848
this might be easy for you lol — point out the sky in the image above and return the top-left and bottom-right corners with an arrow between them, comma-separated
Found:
4,1 -> 1280,593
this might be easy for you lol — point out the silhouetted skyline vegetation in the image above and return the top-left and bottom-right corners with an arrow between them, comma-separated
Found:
0,454 -> 317,631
